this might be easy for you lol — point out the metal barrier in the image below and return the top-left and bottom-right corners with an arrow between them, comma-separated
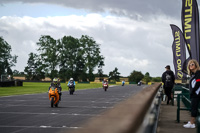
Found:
197,116 -> 200,133
176,93 -> 191,123
138,84 -> 163,133
172,84 -> 182,106
67,83 -> 162,133
173,84 -> 191,123
172,84 -> 200,132
175,85 -> 200,124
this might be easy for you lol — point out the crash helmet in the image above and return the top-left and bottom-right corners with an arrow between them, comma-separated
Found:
70,78 -> 73,81
53,78 -> 58,85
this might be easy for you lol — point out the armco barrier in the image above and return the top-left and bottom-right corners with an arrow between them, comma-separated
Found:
67,83 -> 162,133
0,80 -> 23,87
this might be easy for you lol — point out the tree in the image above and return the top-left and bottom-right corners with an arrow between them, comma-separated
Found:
143,72 -> 152,84
13,70 -> 19,75
129,70 -> 144,83
97,60 -> 105,81
0,37 -> 17,78
13,70 -> 20,76
79,35 -> 104,81
24,53 -> 46,80
36,35 -> 59,80
13,70 -> 24,76
109,67 -> 120,82
152,77 -> 162,82
74,55 -> 87,81
36,35 -> 105,82
58,36 -> 82,81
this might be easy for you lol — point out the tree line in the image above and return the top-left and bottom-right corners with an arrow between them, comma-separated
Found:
24,35 -> 104,81
0,36 -> 161,82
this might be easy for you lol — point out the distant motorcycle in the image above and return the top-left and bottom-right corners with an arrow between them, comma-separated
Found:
122,81 -> 125,86
48,86 -> 60,107
137,81 -> 142,86
68,83 -> 75,95
103,82 -> 108,91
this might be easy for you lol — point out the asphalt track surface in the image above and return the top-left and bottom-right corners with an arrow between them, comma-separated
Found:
0,84 -> 145,133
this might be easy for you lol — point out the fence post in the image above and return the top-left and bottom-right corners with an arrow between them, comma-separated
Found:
177,94 -> 180,123
197,116 -> 200,133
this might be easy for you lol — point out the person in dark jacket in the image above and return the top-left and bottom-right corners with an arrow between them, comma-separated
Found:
183,59 -> 200,128
162,65 -> 175,105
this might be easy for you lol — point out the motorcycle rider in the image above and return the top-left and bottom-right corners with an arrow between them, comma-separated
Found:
102,79 -> 108,85
49,78 -> 62,100
67,78 -> 76,90
122,80 -> 125,86
137,80 -> 142,86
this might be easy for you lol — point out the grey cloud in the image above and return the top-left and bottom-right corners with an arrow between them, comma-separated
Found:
0,0 -> 183,19
0,29 -> 8,34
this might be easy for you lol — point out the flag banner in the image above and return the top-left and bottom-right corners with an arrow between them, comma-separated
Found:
170,24 -> 187,79
182,57 -> 191,74
181,0 -> 200,62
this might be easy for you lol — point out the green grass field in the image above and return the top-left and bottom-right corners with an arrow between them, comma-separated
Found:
0,82 -> 106,96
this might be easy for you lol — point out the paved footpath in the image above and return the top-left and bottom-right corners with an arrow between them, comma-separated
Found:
157,100 -> 196,133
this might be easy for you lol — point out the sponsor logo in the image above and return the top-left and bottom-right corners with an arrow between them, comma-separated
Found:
177,71 -> 184,79
184,0 -> 192,51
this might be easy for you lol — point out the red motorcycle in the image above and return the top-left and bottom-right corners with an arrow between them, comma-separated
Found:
103,82 -> 108,91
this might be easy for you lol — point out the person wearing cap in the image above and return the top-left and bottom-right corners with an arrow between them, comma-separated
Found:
162,65 -> 175,105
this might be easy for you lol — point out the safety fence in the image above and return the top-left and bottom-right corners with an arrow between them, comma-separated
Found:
172,84 -> 200,133
67,83 -> 162,133
172,84 -> 193,122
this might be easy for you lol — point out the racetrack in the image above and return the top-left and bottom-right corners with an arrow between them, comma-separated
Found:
0,84 -> 145,133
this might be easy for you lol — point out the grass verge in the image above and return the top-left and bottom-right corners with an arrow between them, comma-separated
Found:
0,82 -> 106,96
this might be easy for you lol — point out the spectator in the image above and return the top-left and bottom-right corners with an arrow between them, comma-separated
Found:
162,65 -> 175,105
183,59 -> 200,128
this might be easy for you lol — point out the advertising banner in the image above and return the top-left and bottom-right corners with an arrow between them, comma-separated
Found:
170,24 -> 187,79
181,0 -> 200,62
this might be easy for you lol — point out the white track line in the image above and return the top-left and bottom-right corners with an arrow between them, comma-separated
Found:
0,125 -> 82,129
0,111 -> 102,116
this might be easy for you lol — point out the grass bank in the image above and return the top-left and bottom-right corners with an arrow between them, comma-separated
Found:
0,82 -> 106,96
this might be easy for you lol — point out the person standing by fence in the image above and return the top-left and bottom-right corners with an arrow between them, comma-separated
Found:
162,65 -> 175,105
183,59 -> 200,128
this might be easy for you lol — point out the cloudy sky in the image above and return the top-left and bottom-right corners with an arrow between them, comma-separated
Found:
0,0 -> 196,77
